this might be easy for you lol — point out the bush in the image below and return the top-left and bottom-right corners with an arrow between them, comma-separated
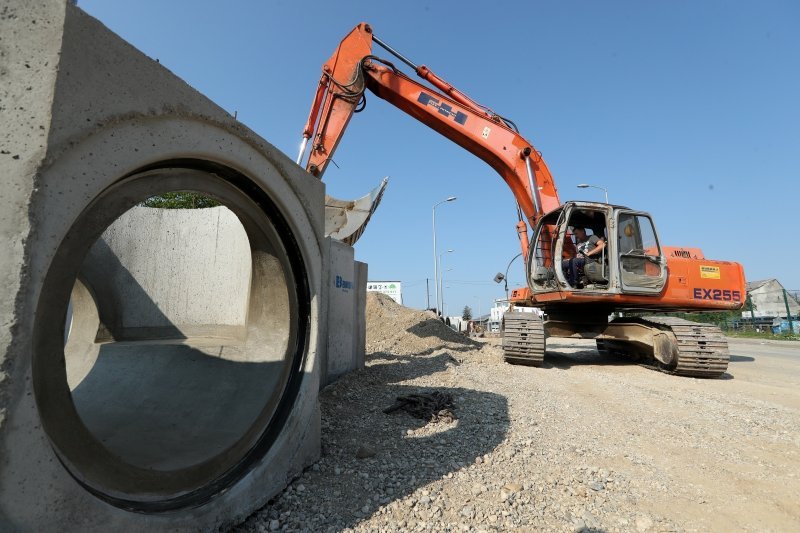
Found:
142,192 -> 219,209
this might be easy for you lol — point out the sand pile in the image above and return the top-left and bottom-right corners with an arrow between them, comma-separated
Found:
365,292 -> 477,356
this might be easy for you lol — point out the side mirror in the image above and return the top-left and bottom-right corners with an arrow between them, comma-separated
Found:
493,272 -> 505,283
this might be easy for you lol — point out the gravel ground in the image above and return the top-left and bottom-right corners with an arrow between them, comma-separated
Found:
234,294 -> 800,532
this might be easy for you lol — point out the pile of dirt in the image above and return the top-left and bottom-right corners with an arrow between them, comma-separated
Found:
365,292 -> 477,356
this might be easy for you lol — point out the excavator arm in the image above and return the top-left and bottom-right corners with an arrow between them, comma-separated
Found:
298,23 -> 561,257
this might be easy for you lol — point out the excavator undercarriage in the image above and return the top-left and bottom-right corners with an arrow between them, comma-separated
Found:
596,316 -> 730,378
503,312 -> 730,378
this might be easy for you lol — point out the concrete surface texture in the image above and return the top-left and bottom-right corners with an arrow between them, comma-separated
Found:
323,238 -> 368,386
0,0 -> 65,430
65,204 -> 275,473
0,1 -> 343,530
81,205 -> 252,340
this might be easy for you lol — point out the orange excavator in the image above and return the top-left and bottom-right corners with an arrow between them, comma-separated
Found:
297,23 -> 746,378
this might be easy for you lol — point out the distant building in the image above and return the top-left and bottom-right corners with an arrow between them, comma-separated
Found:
366,281 -> 402,305
489,299 -> 543,332
744,279 -> 799,318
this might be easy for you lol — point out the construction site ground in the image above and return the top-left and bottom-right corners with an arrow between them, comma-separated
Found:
235,293 -> 800,532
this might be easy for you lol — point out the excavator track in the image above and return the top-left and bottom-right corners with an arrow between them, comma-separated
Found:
502,311 -> 545,366
632,316 -> 730,378
643,316 -> 730,378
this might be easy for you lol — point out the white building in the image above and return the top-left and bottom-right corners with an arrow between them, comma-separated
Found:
744,279 -> 799,319
490,301 -> 509,325
366,281 -> 403,305
488,299 -> 543,332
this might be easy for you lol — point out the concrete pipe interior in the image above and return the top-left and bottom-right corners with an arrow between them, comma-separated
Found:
33,164 -> 309,511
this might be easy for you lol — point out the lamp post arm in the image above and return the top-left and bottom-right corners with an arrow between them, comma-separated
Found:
503,253 -> 523,302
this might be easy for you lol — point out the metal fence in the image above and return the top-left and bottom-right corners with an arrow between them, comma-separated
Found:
645,287 -> 800,336
726,287 -> 798,334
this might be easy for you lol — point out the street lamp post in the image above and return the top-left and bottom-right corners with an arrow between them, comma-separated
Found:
432,196 -> 457,314
440,267 -> 453,317
494,252 -> 523,302
438,250 -> 454,317
577,183 -> 609,204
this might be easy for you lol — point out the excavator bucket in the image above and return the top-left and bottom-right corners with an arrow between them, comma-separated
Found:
324,177 -> 389,245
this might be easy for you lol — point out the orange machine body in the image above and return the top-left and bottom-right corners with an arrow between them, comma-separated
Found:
299,23 -> 746,315
512,252 -> 747,313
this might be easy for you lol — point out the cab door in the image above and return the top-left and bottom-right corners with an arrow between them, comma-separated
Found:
615,211 -> 667,294
527,209 -> 563,292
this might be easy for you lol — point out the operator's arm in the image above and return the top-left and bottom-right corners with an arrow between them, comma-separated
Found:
582,237 -> 606,258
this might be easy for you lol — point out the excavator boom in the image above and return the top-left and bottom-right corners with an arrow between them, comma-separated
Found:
298,23 -> 560,252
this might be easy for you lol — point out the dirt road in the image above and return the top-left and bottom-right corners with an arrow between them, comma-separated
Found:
236,297 -> 800,532
519,336 -> 800,531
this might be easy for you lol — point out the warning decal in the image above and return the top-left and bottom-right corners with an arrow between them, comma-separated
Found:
700,265 -> 721,279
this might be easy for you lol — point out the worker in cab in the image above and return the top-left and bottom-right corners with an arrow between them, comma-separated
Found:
563,227 -> 606,288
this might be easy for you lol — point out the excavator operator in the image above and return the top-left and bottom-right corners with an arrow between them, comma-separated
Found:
562,227 -> 606,288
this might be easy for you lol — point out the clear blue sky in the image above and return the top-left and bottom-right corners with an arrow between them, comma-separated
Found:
80,0 -> 800,315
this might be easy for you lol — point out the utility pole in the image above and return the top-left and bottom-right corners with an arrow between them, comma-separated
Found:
746,293 -> 756,329
432,197 -> 457,316
438,251 -> 454,317
783,288 -> 795,334
426,278 -> 430,310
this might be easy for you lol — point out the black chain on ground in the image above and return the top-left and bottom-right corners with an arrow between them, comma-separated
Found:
383,391 -> 456,424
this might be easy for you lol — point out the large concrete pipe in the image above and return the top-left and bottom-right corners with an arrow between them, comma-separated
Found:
1,1 -> 326,529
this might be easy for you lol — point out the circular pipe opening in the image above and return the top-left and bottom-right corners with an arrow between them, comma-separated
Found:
33,164 -> 310,511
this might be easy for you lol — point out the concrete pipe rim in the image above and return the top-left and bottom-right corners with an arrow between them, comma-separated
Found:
32,161 -> 310,512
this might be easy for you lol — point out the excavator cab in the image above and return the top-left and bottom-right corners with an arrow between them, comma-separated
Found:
527,201 -> 667,296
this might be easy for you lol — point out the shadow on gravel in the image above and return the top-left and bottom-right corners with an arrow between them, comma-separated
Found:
368,351 -> 467,378
540,347 -> 740,381
541,348 -> 631,370
234,352 -> 509,532
406,318 -> 481,348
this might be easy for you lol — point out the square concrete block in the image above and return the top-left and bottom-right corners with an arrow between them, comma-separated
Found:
322,238 -> 368,386
0,2 -> 329,530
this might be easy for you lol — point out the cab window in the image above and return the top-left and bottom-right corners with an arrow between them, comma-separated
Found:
617,213 -> 665,291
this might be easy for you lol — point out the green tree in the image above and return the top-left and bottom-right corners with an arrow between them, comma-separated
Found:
462,305 -> 473,320
142,192 -> 220,209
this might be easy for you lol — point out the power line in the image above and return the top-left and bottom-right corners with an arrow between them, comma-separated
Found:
446,280 -> 502,286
